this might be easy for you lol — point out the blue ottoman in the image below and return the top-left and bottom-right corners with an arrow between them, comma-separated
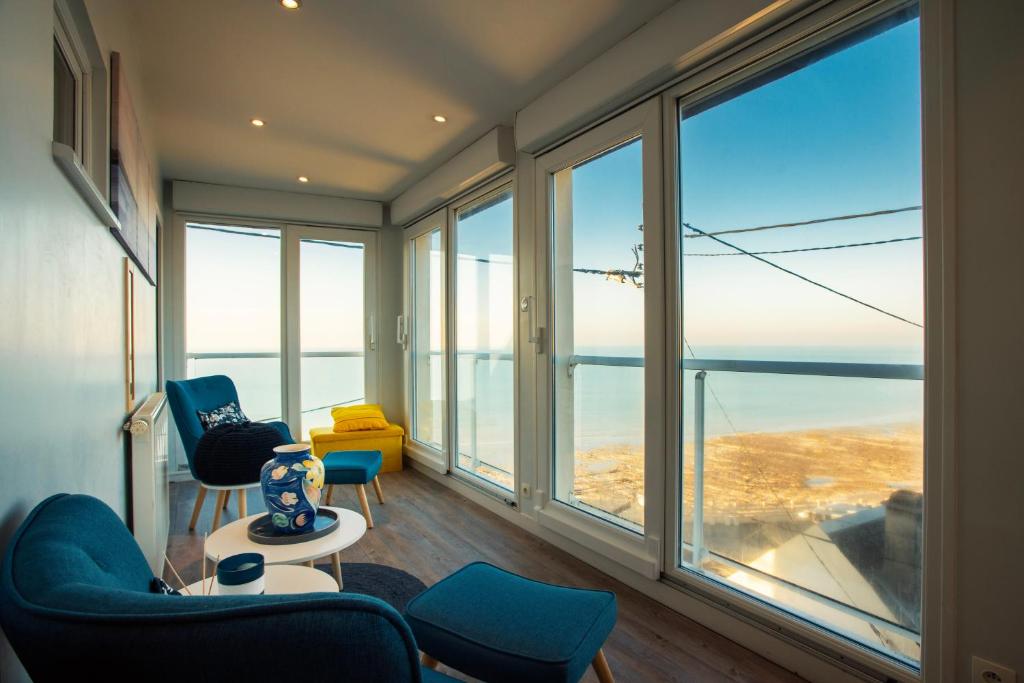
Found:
321,450 -> 384,528
405,562 -> 617,683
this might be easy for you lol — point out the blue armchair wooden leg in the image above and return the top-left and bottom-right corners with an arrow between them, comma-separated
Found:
372,476 -> 384,504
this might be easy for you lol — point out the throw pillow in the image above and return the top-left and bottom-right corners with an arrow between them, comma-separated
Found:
331,404 -> 389,433
197,400 -> 249,430
150,577 -> 182,595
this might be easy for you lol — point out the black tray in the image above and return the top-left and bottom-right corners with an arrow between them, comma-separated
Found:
247,508 -> 339,545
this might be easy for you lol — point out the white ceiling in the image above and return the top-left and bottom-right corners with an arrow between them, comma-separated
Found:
119,0 -> 677,202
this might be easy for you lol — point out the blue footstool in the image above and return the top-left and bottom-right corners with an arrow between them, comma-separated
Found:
405,562 -> 617,683
321,450 -> 384,528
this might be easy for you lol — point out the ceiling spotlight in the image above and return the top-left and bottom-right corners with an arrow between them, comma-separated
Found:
280,0 -> 301,9
433,114 -> 447,123
298,176 -> 309,183
250,118 -> 265,127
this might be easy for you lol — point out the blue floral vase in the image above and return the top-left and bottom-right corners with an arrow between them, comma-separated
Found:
259,443 -> 325,534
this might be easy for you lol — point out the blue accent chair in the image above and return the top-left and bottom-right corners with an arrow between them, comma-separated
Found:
166,375 -> 294,531
406,562 -> 618,683
322,450 -> 385,528
0,494 -> 455,682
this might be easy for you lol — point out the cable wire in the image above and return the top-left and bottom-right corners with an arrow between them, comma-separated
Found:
682,205 -> 922,239
685,235 -> 921,257
682,222 -> 922,328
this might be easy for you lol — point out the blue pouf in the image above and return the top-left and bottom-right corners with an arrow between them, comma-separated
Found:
322,450 -> 383,485
405,562 -> 617,683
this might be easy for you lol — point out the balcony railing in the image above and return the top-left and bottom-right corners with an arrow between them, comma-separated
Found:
569,352 -> 925,650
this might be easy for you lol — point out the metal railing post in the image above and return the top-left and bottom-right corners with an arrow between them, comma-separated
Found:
692,370 -> 707,567
469,355 -> 479,471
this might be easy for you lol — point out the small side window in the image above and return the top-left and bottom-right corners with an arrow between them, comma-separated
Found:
53,37 -> 79,151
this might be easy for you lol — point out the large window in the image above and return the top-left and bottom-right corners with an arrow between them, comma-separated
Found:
675,10 -> 923,666
184,222 -> 377,444
410,227 -> 445,450
186,224 -> 283,422
551,138 -> 646,531
453,187 -> 515,491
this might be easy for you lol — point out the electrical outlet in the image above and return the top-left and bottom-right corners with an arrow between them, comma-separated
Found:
973,657 -> 1016,683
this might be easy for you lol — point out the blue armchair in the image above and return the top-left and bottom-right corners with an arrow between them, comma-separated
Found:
0,494 -> 455,682
166,375 -> 294,531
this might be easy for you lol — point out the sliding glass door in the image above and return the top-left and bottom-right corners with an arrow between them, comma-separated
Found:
452,184 -> 515,491
289,227 -> 377,438
535,99 -> 663,552
183,220 -> 378,443
670,6 -> 924,666
405,211 -> 447,463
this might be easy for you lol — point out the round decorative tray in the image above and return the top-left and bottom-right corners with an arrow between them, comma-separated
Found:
247,508 -> 340,545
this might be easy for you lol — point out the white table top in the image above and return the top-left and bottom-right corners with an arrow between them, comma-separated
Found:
204,506 -> 367,565
184,564 -> 339,596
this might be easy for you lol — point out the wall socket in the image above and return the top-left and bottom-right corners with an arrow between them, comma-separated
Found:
973,657 -> 1017,683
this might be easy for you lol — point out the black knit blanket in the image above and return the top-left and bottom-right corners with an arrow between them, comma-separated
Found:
194,422 -> 289,486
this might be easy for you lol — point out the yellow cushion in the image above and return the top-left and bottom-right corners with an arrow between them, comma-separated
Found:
331,404 -> 389,433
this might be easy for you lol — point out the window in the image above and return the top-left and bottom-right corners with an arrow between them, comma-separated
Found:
675,9 -> 923,666
297,234 -> 370,437
52,1 -> 92,166
453,187 -> 515,491
186,223 -> 283,422
410,227 -> 445,450
551,138 -> 646,531
183,222 -> 378,443
53,37 -> 78,150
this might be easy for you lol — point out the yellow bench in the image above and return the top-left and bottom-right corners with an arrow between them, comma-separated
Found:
309,422 -> 405,473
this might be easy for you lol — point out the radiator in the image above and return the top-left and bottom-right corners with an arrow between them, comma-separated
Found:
126,392 -> 170,575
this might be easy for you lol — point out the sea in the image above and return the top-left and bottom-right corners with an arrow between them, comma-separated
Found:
191,344 -> 923,476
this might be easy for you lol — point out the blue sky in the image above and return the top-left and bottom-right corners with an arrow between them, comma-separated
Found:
560,16 -> 923,356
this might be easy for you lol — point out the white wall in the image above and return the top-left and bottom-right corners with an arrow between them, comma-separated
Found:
0,1 -> 161,680
954,0 -> 1024,679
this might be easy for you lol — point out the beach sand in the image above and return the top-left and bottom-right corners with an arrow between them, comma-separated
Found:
572,423 -> 923,527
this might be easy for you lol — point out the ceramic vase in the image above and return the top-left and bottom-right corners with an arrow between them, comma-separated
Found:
259,443 -> 325,534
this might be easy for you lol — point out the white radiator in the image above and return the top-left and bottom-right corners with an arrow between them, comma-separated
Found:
126,392 -> 170,575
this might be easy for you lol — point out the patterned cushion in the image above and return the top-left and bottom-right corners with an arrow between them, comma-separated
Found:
196,400 -> 249,430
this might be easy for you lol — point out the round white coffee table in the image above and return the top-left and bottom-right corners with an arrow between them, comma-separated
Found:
184,564 -> 339,596
203,506 -> 366,588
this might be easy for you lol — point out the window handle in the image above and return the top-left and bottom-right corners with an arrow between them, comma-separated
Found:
368,314 -> 377,351
520,296 -> 544,353
396,315 -> 408,349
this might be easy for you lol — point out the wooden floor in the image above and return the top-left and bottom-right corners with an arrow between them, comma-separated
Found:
166,468 -> 804,683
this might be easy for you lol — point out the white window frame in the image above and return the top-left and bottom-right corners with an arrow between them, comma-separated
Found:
402,209 -> 449,474
54,2 -> 91,167
532,97 -> 665,578
284,225 -> 380,437
168,214 -> 381,473
448,177 -> 519,502
658,1 -> 946,680
52,0 -> 113,226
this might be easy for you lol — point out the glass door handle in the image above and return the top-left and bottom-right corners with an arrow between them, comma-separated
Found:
520,296 -> 544,352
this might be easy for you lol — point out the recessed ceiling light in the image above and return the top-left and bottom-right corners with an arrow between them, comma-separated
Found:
433,114 -> 447,123
250,118 -> 265,127
280,0 -> 300,9
298,176 -> 309,183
